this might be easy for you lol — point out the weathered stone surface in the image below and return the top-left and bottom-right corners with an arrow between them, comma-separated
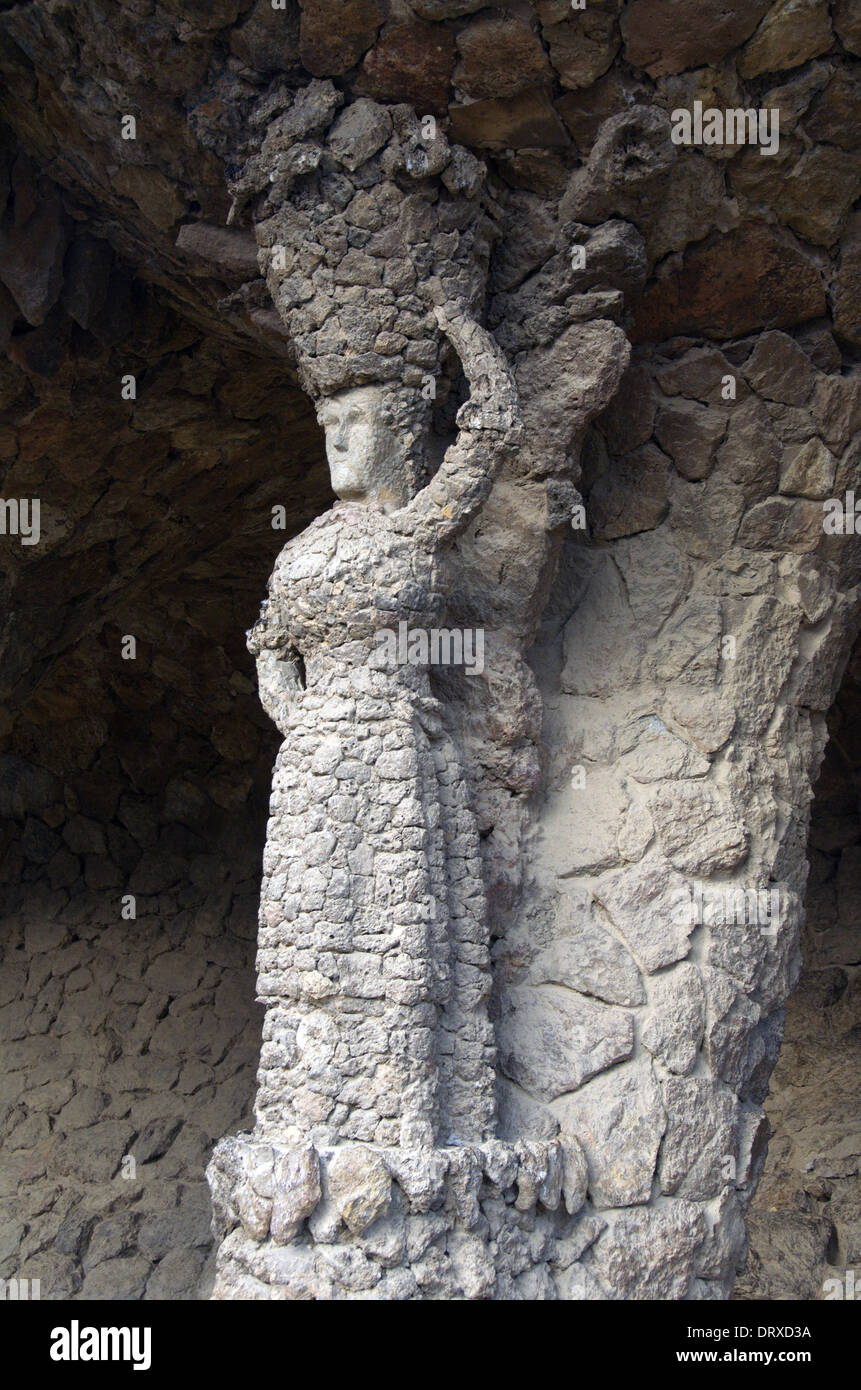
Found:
696,1189 -> 748,1283
591,1203 -> 706,1298
833,0 -> 861,55
759,62 -> 832,136
834,213 -> 861,347
531,926 -> 645,1007
744,331 -> 816,405
175,223 -> 260,276
270,1146 -> 321,1243
738,1212 -> 835,1299
356,21 -> 455,115
3,0 -> 861,1312
666,475 -> 744,568
738,0 -> 834,80
410,0 -> 484,16
53,1122 -> 136,1184
632,225 -> 825,342
645,153 -> 731,266
650,781 -> 748,873
742,682 -> 861,1291
499,985 -> 634,1101
811,372 -> 861,449
731,143 -> 861,247
641,591 -> 719,693
615,707 -> 709,776
560,1135 -> 589,1215
326,99 -> 392,172
542,7 -> 621,91
326,1149 -> 391,1235
159,0 -> 246,27
596,857 -> 697,973
0,179 -> 68,325
80,1255 -> 152,1301
449,88 -> 571,150
561,557 -> 643,698
655,346 -> 752,406
589,442 -> 670,541
562,107 -> 676,231
114,166 -> 187,232
229,0 -> 301,72
805,68 -> 861,150
780,436 -> 837,499
454,13 -> 550,100
298,0 -> 383,76
620,0 -> 770,77
659,1077 -> 738,1200
540,767 -> 629,873
658,64 -> 747,159
642,964 -> 705,1074
737,496 -> 824,552
0,282 -> 13,349
59,234 -> 114,334
558,1063 -> 666,1208
555,70 -> 650,154
654,398 -> 727,480
715,396 -> 780,500
496,1080 -> 559,1144
146,1247 -> 206,1300
596,362 -> 657,455
494,150 -> 571,200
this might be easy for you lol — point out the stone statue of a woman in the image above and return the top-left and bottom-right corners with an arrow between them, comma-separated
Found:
246,303 -> 521,1153
208,85 -> 578,1300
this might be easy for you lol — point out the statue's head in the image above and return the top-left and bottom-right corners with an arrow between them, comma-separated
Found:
316,383 -> 432,510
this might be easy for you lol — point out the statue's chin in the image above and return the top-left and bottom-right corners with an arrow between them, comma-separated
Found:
329,463 -> 368,498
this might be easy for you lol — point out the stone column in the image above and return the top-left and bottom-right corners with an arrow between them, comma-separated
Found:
504,333 -> 861,1297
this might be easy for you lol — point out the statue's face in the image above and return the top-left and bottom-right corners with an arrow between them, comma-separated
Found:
317,386 -> 403,504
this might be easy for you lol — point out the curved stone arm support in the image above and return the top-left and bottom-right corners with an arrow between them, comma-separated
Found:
514,321 -> 631,481
402,305 -> 522,547
253,647 -> 304,735
246,598 -> 306,733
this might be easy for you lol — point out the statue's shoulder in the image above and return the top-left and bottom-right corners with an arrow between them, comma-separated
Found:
277,503 -> 397,573
315,501 -> 397,539
283,506 -> 343,549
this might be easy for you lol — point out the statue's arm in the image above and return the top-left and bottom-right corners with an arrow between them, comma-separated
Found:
247,593 -> 305,730
402,305 -> 521,545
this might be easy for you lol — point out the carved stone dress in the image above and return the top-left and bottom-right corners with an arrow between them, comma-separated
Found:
250,492 -> 500,1151
247,310 -> 521,1163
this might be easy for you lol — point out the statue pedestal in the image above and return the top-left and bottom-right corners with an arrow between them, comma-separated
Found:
206,1134 -> 589,1299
